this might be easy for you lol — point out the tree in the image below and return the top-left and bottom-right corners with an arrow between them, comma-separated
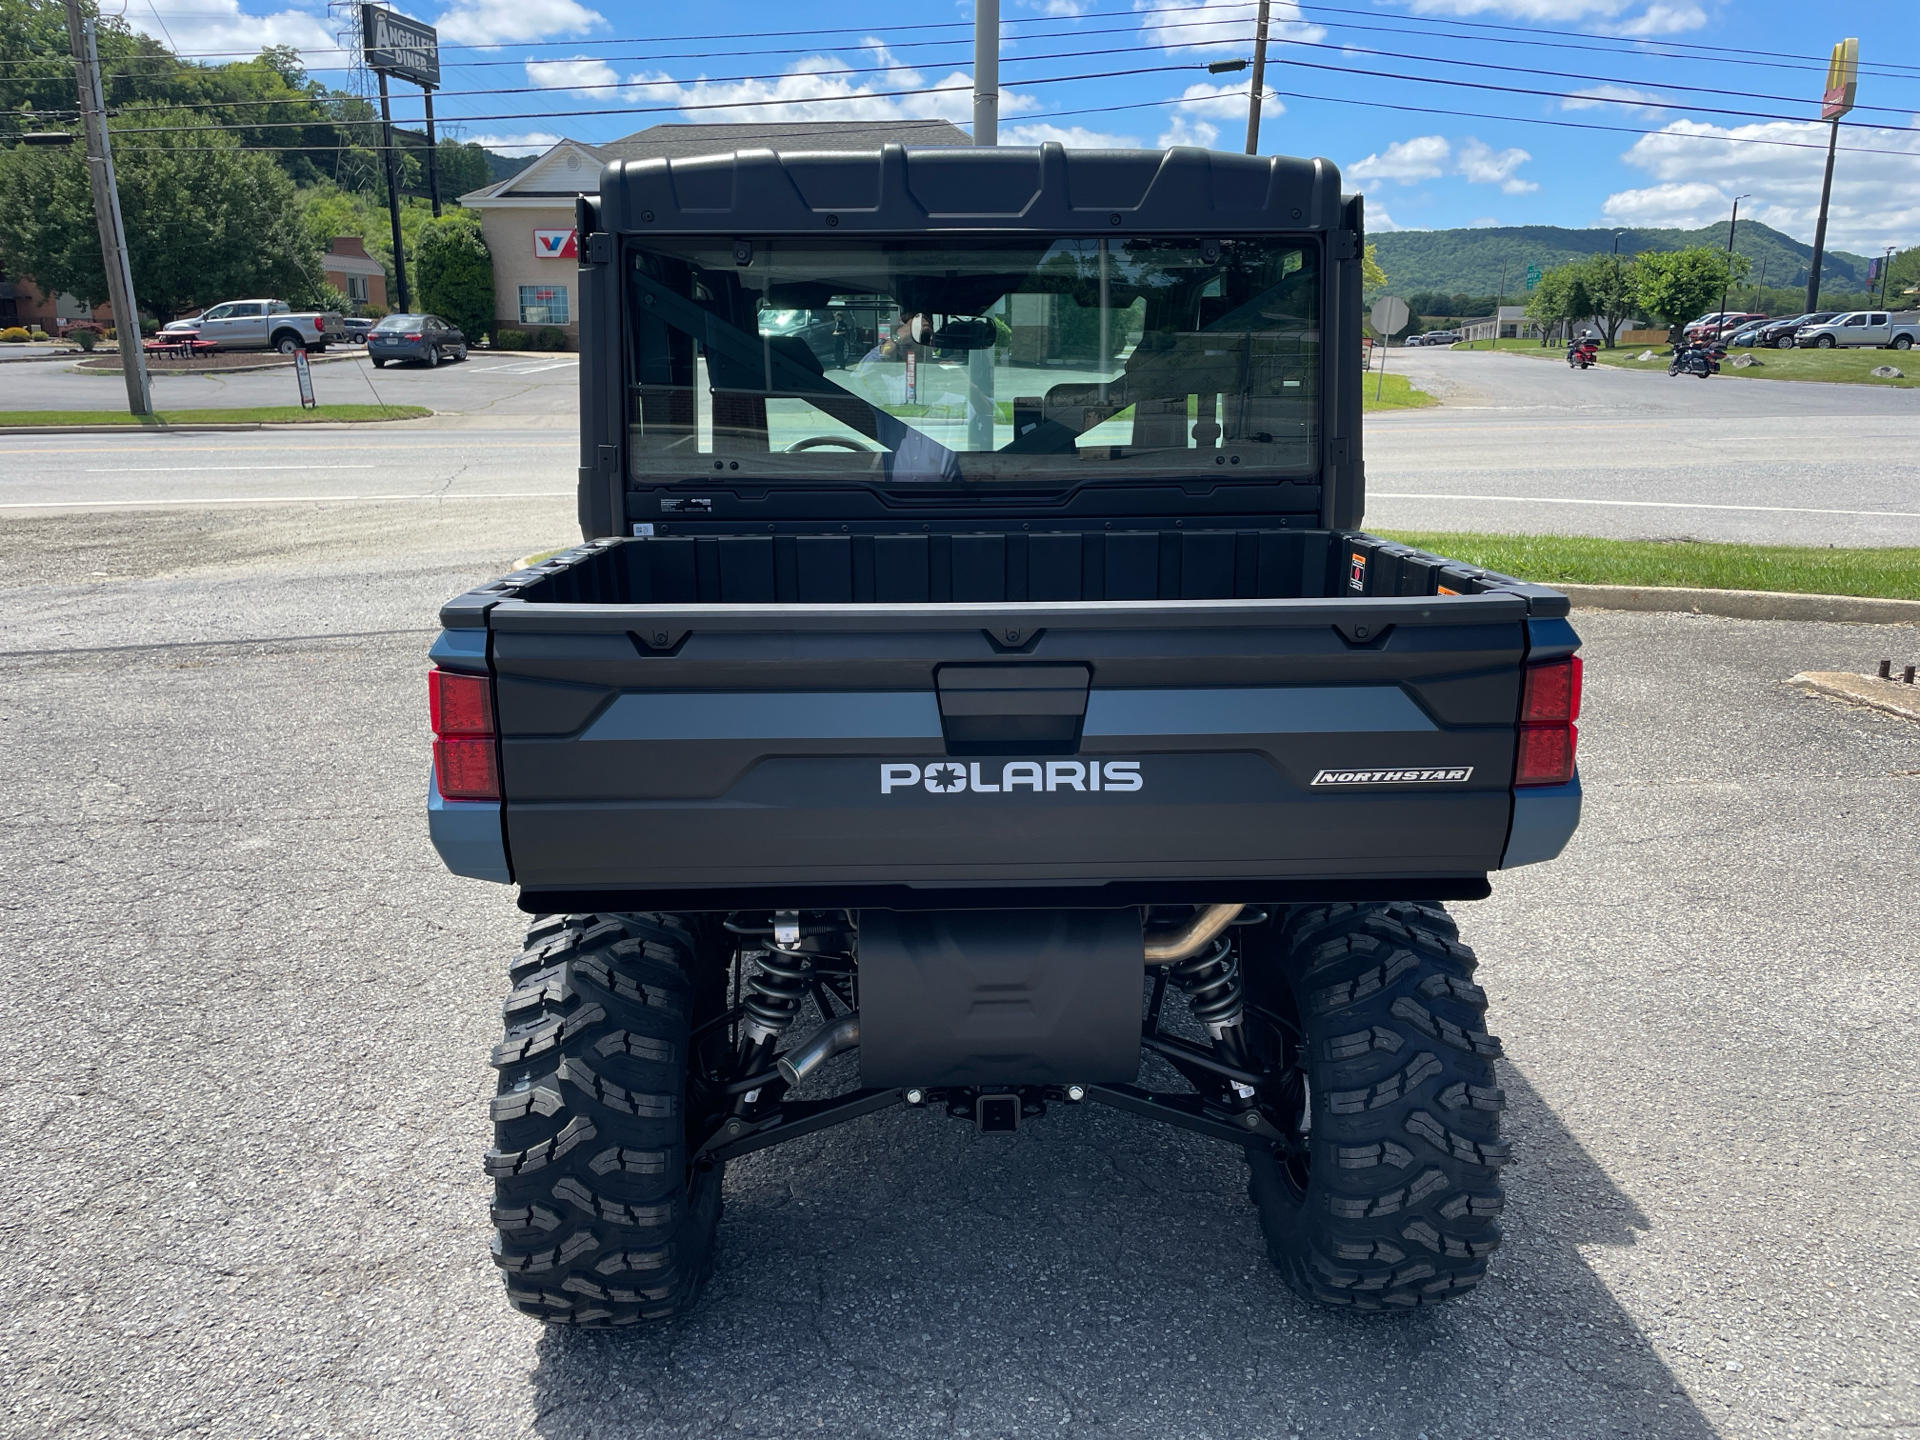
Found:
1362,243 -> 1387,292
1628,245 -> 1749,338
1575,251 -> 1635,347
435,142 -> 493,201
416,212 -> 494,340
1884,245 -> 1920,309
0,104 -> 319,321
1523,262 -> 1590,345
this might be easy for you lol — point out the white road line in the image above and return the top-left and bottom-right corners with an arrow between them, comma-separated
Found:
1370,492 -> 1920,521
0,492 -> 573,509
82,464 -> 381,473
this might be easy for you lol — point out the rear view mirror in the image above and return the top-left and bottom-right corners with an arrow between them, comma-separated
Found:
931,317 -> 996,351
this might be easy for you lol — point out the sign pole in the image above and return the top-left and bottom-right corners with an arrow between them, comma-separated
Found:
376,68 -> 410,311
1806,37 -> 1857,315
1244,0 -> 1270,155
422,86 -> 441,218
972,0 -> 997,146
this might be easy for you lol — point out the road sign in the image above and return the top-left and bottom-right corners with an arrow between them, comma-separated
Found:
1821,37 -> 1857,120
362,5 -> 440,87
1369,295 -> 1410,336
293,348 -> 316,409
1525,263 -> 1542,291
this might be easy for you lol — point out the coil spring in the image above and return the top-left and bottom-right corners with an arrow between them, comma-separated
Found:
742,946 -> 810,1040
1169,937 -> 1244,1034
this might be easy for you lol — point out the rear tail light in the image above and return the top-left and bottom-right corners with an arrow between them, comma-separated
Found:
404,333 -> 422,341
313,316 -> 324,332
430,669 -> 500,800
1515,656 -> 1581,787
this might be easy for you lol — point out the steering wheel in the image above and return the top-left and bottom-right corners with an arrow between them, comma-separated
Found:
786,435 -> 874,453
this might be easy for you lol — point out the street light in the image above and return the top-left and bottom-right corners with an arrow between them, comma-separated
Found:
1717,194 -> 1751,336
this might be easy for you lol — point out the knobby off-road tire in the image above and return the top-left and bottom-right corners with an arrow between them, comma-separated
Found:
487,913 -> 726,1326
1243,902 -> 1508,1310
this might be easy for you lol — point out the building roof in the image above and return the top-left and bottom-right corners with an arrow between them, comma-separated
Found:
458,119 -> 972,205
321,251 -> 385,278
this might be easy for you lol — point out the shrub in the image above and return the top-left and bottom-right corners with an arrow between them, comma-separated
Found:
0,327 -> 29,343
415,214 -> 493,344
535,327 -> 568,351
494,327 -> 529,349
364,303 -> 388,320
71,325 -> 99,351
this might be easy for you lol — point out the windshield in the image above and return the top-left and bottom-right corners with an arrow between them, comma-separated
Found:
626,235 -> 1319,485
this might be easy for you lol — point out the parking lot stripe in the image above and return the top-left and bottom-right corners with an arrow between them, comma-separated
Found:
0,492 -> 573,509
1371,492 -> 1920,521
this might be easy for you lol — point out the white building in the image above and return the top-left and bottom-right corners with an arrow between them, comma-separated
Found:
457,119 -> 972,347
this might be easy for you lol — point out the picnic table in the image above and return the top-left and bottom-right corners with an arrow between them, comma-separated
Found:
144,337 -> 218,360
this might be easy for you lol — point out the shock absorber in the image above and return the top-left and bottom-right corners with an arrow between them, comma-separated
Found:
726,911 -> 813,1109
1168,935 -> 1257,1104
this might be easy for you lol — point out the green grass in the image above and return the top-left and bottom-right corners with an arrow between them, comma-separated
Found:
0,404 -> 432,427
1361,372 -> 1438,412
1597,346 -> 1919,387
1443,337 -> 1570,353
1373,531 -> 1920,600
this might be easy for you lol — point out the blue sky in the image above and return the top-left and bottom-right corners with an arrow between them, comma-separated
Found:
134,0 -> 1917,253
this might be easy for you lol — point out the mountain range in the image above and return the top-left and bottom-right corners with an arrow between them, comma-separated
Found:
1371,220 -> 1872,301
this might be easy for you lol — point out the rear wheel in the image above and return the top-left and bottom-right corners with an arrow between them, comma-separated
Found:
1894,335 -> 1913,351
1242,902 -> 1508,1310
425,345 -> 440,368
372,358 -> 387,368
488,912 -> 727,1326
275,335 -> 301,355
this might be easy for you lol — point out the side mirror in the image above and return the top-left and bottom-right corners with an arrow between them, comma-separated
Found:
930,317 -> 996,351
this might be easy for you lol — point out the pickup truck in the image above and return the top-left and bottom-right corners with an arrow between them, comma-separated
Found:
428,143 -> 1584,1326
1794,309 -> 1920,349
159,298 -> 345,353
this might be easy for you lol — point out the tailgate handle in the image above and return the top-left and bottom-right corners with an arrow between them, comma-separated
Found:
935,664 -> 1090,754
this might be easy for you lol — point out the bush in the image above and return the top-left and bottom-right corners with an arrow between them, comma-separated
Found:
71,325 -> 99,351
0,327 -> 29,343
415,213 -> 494,344
364,303 -> 388,320
494,327 -> 529,349
534,327 -> 568,351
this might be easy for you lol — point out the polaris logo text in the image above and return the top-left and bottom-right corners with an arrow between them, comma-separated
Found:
1312,767 -> 1473,785
880,761 -> 1142,795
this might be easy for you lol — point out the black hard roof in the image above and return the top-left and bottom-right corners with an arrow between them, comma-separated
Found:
599,142 -> 1344,235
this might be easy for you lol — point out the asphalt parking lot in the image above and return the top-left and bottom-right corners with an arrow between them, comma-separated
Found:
1,499 -> 1914,1440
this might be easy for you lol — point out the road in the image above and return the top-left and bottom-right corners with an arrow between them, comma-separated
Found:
1370,348 -> 1920,547
1,498 -> 1916,1439
5,345 -> 1917,546
1,348 -> 580,424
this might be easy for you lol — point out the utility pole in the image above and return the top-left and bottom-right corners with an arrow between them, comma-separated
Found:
63,0 -> 150,416
972,0 -> 997,147
1878,246 -> 1895,308
1244,0 -> 1271,155
376,68 -> 410,311
1806,37 -> 1857,314
1717,192 -> 1748,332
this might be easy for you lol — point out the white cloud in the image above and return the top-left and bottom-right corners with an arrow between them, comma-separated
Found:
526,56 -> 620,91
1395,0 -> 1705,32
1349,135 -> 1451,186
1610,3 -> 1707,36
126,0 -> 333,57
468,131 -> 564,155
1607,117 -> 1920,253
1025,0 -> 1092,14
1561,83 -> 1668,115
1171,80 -> 1281,120
1157,113 -> 1222,149
1140,0 -> 1323,55
613,56 -> 1038,128
1003,123 -> 1143,148
1367,202 -> 1403,231
1455,138 -> 1537,193
434,0 -> 605,47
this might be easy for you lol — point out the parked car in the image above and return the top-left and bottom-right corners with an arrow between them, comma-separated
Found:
159,299 -> 345,353
1794,310 -> 1920,350
1724,323 -> 1766,348
1427,329 -> 1461,346
1754,312 -> 1836,348
342,317 -> 374,344
368,314 -> 468,367
1686,312 -> 1766,344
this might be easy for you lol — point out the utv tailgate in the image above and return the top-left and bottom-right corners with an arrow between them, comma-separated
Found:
477,592 -> 1535,905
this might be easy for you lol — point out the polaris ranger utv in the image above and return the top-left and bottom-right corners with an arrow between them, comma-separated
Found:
427,143 -> 1583,1323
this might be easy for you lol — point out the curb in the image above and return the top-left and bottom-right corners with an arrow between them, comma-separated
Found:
1,423 -> 266,434
1789,671 -> 1920,723
1558,583 -> 1920,625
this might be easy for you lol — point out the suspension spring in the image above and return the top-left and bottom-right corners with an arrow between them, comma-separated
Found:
740,946 -> 810,1046
1168,937 -> 1244,1039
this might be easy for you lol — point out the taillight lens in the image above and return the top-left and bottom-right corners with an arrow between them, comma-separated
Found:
404,333 -> 422,341
313,317 -> 324,331
1515,656 -> 1582,786
430,669 -> 499,800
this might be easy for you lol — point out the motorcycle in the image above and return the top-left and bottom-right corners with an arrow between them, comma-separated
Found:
1567,338 -> 1600,369
1668,343 -> 1723,379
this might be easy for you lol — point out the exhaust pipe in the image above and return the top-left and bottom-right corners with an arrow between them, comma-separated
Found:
776,1012 -> 861,1086
1143,904 -> 1245,966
